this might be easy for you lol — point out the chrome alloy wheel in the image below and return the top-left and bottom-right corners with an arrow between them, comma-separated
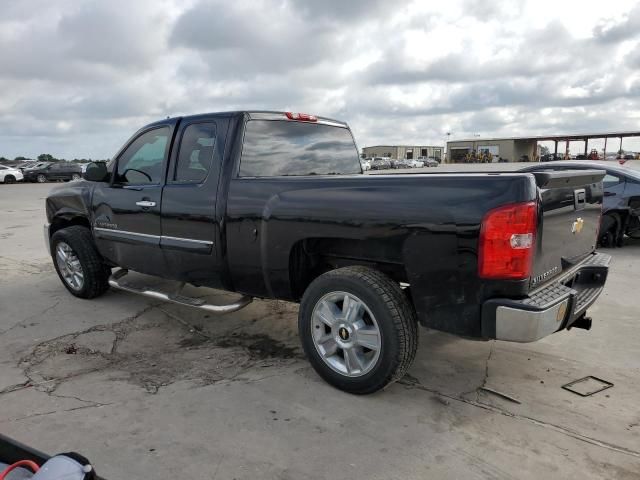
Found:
311,291 -> 382,377
55,242 -> 84,291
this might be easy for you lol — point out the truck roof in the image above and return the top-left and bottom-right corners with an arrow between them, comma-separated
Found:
145,111 -> 349,129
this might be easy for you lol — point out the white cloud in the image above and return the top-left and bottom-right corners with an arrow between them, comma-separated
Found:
1,0 -> 640,159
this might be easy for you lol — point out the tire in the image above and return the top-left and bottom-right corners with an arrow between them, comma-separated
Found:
71,173 -> 81,181
299,266 -> 418,394
37,174 -> 47,183
599,212 -> 621,248
627,217 -> 640,239
50,226 -> 111,299
4,175 -> 15,184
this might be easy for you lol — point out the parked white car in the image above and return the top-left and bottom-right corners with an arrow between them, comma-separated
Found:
361,158 -> 372,171
0,165 -> 24,184
407,159 -> 425,168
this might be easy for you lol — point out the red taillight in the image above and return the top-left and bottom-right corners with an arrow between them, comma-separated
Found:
285,112 -> 317,122
478,201 -> 537,280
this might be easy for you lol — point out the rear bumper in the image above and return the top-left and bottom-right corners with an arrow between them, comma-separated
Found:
481,252 -> 611,342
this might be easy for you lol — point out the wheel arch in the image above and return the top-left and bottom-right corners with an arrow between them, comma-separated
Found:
288,237 -> 409,301
49,214 -> 91,238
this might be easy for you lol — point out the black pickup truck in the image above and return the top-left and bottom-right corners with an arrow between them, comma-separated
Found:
44,111 -> 611,394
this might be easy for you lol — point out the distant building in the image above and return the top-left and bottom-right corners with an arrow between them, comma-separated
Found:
362,145 -> 444,160
446,137 -> 539,163
446,131 -> 640,163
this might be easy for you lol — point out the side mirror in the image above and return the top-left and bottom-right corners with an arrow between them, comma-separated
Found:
83,162 -> 109,182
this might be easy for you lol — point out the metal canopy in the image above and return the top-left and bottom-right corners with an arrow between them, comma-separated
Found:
454,131 -> 640,143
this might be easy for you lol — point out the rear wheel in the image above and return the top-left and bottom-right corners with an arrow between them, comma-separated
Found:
36,174 -> 47,183
51,226 -> 110,299
4,175 -> 15,184
71,173 -> 81,181
299,266 -> 418,394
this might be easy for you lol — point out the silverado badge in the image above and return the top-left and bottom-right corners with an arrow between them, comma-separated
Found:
571,217 -> 584,234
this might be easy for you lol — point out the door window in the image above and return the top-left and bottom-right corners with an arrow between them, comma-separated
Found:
115,127 -> 169,185
603,173 -> 622,188
173,123 -> 217,183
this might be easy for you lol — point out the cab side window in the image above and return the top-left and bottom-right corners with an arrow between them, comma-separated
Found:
174,123 -> 217,183
115,127 -> 169,185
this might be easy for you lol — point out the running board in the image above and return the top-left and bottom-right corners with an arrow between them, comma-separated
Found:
108,269 -> 252,314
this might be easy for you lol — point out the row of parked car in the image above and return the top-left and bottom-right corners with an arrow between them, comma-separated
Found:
362,156 -> 440,171
0,161 -> 85,184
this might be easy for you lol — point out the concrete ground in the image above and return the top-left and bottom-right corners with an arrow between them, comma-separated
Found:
1,182 -> 639,480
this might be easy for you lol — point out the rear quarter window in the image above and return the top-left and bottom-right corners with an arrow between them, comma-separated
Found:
239,120 -> 361,177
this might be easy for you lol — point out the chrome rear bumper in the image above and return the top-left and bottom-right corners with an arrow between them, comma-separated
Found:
482,252 -> 611,342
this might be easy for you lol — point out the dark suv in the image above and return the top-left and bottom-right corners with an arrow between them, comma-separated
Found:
24,162 -> 82,183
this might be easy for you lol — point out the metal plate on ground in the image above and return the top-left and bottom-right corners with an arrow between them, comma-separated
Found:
562,376 -> 613,397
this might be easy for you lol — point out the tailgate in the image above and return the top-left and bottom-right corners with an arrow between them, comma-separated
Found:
530,170 -> 605,288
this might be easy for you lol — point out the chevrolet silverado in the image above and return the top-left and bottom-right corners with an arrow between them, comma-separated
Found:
44,111 -> 610,394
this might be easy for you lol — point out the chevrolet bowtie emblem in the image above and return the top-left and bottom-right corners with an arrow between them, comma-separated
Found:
338,327 -> 349,340
572,217 -> 584,234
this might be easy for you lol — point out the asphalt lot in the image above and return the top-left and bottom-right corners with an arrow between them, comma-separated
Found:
1,182 -> 639,479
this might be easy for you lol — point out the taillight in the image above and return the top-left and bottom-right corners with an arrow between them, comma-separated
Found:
478,201 -> 537,280
285,112 -> 317,122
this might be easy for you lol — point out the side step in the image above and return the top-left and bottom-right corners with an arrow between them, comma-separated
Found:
108,269 -> 252,314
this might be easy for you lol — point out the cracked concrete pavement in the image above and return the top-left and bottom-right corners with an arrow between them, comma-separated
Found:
1,183 -> 639,479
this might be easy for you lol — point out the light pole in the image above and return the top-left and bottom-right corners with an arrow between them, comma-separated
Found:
445,132 -> 451,163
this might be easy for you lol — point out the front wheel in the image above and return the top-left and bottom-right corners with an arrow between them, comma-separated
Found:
36,174 -> 47,183
599,212 -> 621,247
71,173 -> 82,181
51,226 -> 111,299
299,266 -> 418,394
4,175 -> 16,184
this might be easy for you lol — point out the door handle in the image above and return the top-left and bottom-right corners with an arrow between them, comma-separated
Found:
136,200 -> 156,208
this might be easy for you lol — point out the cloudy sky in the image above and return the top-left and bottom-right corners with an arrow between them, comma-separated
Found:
2,0 -> 640,159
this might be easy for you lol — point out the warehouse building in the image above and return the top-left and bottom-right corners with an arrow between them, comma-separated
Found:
446,131 -> 640,163
362,145 -> 444,161
446,137 -> 538,163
